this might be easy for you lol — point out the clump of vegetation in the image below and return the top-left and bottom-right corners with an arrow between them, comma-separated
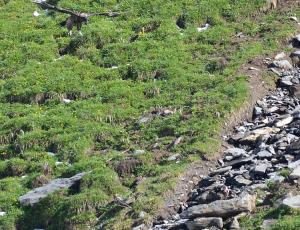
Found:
0,0 -> 298,229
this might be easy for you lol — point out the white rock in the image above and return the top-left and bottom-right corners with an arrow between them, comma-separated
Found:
197,23 -> 210,32
33,10 -> 40,17
283,195 -> 300,208
274,52 -> 286,60
272,60 -> 293,70
290,16 -> 298,22
290,166 -> 300,179
62,98 -> 72,104
275,115 -> 293,127
0,212 -> 6,216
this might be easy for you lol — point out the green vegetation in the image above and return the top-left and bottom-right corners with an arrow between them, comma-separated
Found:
0,0 -> 298,229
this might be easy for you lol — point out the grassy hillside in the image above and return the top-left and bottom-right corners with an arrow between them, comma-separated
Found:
0,0 -> 297,229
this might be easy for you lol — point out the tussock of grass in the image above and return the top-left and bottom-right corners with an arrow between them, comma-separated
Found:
0,0 -> 298,229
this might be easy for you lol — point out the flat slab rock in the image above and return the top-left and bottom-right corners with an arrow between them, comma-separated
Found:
19,172 -> 86,206
185,217 -> 223,230
180,193 -> 256,219
282,195 -> 300,209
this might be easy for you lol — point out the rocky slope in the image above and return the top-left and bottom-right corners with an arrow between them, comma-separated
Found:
151,33 -> 300,230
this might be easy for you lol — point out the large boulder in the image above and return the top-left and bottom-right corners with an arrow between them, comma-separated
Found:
180,193 -> 256,219
19,172 -> 86,206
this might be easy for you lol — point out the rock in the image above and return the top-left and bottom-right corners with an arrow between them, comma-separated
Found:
33,10 -> 40,17
138,115 -> 152,124
261,219 -> 277,229
225,156 -> 254,167
228,217 -> 240,229
295,34 -> 300,42
275,52 -> 286,60
167,153 -> 181,161
253,163 -> 268,176
257,150 -> 273,159
280,79 -> 293,88
224,148 -> 247,158
271,60 -> 293,70
242,127 -> 280,142
275,115 -> 293,127
0,212 -> 6,216
268,172 -> 285,183
290,166 -> 300,179
180,193 -> 256,219
290,16 -> 298,22
282,195 -> 300,208
287,139 -> 300,155
185,217 -> 223,230
254,106 -> 263,116
19,172 -> 85,206
288,160 -> 300,169
290,85 -> 300,99
210,166 -> 232,176
132,224 -> 147,230
227,175 -> 252,187
133,150 -> 145,155
62,98 -> 72,104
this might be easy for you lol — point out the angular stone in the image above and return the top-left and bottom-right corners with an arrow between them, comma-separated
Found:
271,60 -> 293,70
225,156 -> 254,167
185,217 -> 223,230
210,166 -> 232,176
19,172 -> 85,206
282,195 -> 300,208
275,115 -> 293,127
288,160 -> 300,169
275,52 -> 286,60
242,127 -> 280,142
227,175 -> 252,187
224,148 -> 247,158
268,172 -> 285,183
180,193 -> 256,219
257,150 -> 272,159
253,164 -> 268,176
261,219 -> 277,229
290,166 -> 300,179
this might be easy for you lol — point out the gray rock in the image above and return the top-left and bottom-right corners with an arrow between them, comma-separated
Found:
242,127 -> 280,142
228,175 -> 252,187
282,195 -> 300,208
290,85 -> 300,100
185,217 -> 223,230
272,60 -> 293,70
288,160 -> 300,169
180,193 -> 256,219
254,106 -> 263,116
290,166 -> 300,179
228,217 -> 240,229
133,150 -> 145,155
19,172 -> 85,206
261,219 -> 277,229
225,156 -> 254,167
253,164 -> 268,176
224,148 -> 247,158
268,172 -> 285,183
210,166 -> 232,176
257,150 -> 273,159
167,153 -> 181,161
